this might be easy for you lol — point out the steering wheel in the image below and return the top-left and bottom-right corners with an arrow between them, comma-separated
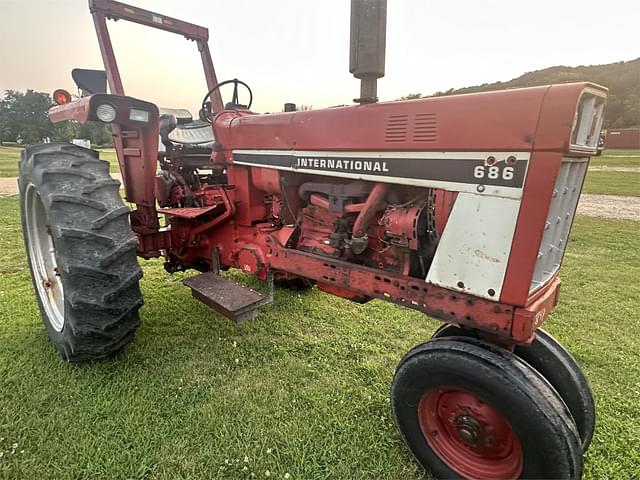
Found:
200,78 -> 253,122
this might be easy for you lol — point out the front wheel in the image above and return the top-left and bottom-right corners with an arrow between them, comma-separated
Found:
19,143 -> 143,361
391,338 -> 583,479
432,324 -> 595,452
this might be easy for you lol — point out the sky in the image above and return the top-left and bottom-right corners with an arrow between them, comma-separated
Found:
1,0 -> 638,114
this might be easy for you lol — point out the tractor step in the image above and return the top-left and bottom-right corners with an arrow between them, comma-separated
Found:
183,272 -> 272,323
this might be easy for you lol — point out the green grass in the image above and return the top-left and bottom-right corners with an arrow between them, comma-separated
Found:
578,148 -> 639,196
591,149 -> 640,168
600,148 -> 640,156
0,146 -> 22,177
583,170 -> 640,196
97,148 -> 118,171
581,148 -> 639,197
0,196 -> 638,479
0,146 -> 119,177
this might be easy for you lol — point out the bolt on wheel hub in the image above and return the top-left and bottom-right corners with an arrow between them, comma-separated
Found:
455,414 -> 483,446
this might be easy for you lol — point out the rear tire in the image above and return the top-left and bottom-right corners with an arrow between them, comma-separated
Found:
19,143 -> 143,362
432,324 -> 596,451
391,338 -> 583,479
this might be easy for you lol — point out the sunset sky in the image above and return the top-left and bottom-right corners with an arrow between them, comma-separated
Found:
1,0 -> 638,114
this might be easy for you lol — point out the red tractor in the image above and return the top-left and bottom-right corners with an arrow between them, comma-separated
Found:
19,0 -> 606,478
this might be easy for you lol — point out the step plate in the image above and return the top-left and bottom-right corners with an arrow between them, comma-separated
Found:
183,272 -> 265,322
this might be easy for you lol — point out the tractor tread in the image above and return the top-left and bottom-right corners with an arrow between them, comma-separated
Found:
98,238 -> 139,268
42,167 -> 97,180
58,228 -> 116,246
66,311 -> 139,343
19,143 -> 142,362
70,295 -> 144,316
67,330 -> 137,362
65,264 -> 120,281
92,205 -> 130,229
49,194 -> 108,211
82,179 -> 121,194
103,268 -> 144,302
70,157 -> 109,170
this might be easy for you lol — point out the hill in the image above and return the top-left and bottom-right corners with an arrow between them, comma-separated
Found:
426,58 -> 640,128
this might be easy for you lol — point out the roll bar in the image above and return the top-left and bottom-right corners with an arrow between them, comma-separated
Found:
88,0 -> 224,112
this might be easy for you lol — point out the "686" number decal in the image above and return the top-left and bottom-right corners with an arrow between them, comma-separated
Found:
474,165 -> 514,181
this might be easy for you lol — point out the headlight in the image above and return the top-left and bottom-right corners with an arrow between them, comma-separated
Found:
129,108 -> 149,123
571,91 -> 606,149
95,103 -> 117,123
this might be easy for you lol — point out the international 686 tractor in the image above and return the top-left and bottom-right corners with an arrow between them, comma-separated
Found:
19,0 -> 606,478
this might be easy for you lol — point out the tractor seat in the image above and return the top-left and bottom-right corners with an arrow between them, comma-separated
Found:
158,107 -> 193,124
167,120 -> 216,145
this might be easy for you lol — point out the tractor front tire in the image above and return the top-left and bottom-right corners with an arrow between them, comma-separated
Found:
19,143 -> 143,362
432,324 -> 596,452
391,338 -> 583,479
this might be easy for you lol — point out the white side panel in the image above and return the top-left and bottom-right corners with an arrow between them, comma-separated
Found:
426,193 -> 521,300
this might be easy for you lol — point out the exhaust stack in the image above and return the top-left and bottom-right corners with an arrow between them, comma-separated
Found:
349,0 -> 387,104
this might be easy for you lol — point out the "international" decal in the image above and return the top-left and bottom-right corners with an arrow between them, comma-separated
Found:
297,157 -> 389,172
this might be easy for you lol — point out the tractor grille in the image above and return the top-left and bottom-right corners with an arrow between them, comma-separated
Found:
530,158 -> 589,293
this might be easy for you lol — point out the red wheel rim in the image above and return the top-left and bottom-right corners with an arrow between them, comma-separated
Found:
418,387 -> 523,479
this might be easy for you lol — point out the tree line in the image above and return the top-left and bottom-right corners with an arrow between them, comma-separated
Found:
0,90 -> 112,146
402,58 -> 640,129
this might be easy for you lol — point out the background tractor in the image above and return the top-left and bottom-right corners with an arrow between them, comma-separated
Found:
19,0 -> 606,478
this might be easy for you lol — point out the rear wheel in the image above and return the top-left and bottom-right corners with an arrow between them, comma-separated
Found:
432,324 -> 595,451
19,143 -> 143,362
391,338 -> 583,479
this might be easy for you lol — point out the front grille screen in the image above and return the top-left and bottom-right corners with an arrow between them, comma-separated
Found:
530,158 -> 588,293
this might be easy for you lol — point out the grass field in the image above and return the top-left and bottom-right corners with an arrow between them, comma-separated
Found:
591,149 -> 640,168
0,195 -> 638,479
583,170 -> 640,196
584,149 -> 640,196
0,146 -> 20,176
0,145 -> 118,177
